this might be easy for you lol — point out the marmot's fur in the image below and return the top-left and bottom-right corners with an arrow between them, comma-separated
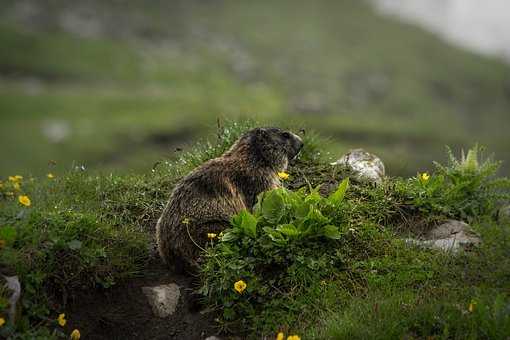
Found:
156,127 -> 303,272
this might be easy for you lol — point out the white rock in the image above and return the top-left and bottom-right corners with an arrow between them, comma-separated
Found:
405,220 -> 480,253
3,275 -> 21,324
41,120 -> 71,143
142,283 -> 180,318
331,149 -> 385,184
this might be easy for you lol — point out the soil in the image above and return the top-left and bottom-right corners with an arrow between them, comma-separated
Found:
66,259 -> 219,340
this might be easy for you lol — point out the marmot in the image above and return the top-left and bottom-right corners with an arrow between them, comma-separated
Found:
156,127 -> 303,272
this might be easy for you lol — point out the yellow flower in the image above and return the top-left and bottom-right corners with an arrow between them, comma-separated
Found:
276,332 -> 285,340
420,173 -> 430,182
182,218 -> 190,225
57,313 -> 66,327
468,302 -> 476,313
0,317 -> 5,327
8,175 -> 23,182
277,172 -> 290,180
47,173 -> 55,179
13,182 -> 21,191
287,336 -> 301,340
18,195 -> 31,207
234,280 -> 247,294
70,329 -> 81,340
207,233 -> 217,240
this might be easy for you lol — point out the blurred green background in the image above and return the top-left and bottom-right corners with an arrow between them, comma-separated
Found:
1,0 -> 509,177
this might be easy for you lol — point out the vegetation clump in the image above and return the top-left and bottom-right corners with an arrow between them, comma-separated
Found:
199,138 -> 510,338
1,122 -> 509,339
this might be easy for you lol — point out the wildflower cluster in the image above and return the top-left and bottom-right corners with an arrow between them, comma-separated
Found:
56,313 -> 80,339
0,175 -> 31,206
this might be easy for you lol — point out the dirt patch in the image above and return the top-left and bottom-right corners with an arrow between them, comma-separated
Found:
65,259 -> 218,340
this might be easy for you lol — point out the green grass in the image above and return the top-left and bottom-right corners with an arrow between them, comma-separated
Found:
1,0 -> 510,177
0,121 -> 509,338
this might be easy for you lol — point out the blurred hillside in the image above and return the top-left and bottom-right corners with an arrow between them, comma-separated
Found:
1,0 -> 509,177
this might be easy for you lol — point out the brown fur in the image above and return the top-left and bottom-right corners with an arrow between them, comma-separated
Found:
156,127 -> 303,273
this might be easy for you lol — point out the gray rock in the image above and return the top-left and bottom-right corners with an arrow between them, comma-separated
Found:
3,275 -> 21,324
142,283 -> 180,318
331,149 -> 385,184
405,220 -> 480,253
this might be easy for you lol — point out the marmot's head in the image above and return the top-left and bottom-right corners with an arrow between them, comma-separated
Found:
227,127 -> 303,171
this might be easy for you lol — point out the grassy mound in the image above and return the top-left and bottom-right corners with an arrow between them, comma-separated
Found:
1,122 -> 509,339
199,143 -> 510,338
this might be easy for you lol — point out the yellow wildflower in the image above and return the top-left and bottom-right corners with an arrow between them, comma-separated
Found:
57,313 -> 66,327
182,218 -> 190,225
420,173 -> 430,182
287,336 -> 301,340
70,329 -> 81,340
13,182 -> 21,191
234,280 -> 247,294
207,233 -> 217,240
8,175 -> 22,182
276,332 -> 285,340
47,173 -> 55,179
18,195 -> 31,207
0,317 -> 5,327
468,302 -> 476,313
277,171 -> 290,180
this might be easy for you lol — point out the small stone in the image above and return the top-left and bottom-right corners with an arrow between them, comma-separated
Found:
405,220 -> 480,253
142,283 -> 180,318
3,275 -> 21,324
331,149 -> 385,185
204,337 -> 222,340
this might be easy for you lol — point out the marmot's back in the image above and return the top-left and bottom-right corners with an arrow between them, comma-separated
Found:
156,127 -> 303,273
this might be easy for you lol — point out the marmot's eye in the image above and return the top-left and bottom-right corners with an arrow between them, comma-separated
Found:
282,132 -> 291,139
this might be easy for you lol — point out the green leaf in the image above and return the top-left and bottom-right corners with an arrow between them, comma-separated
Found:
322,225 -> 342,240
232,210 -> 257,238
328,178 -> 350,206
263,227 -> 287,245
0,226 -> 17,244
276,224 -> 300,237
220,230 -> 237,242
261,189 -> 286,223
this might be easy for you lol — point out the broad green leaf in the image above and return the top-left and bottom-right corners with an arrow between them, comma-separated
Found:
220,230 -> 237,242
305,189 -> 322,205
322,225 -> 342,240
328,178 -> 350,206
261,189 -> 285,223
262,227 -> 287,245
232,210 -> 257,238
276,224 -> 300,237
305,207 -> 330,225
